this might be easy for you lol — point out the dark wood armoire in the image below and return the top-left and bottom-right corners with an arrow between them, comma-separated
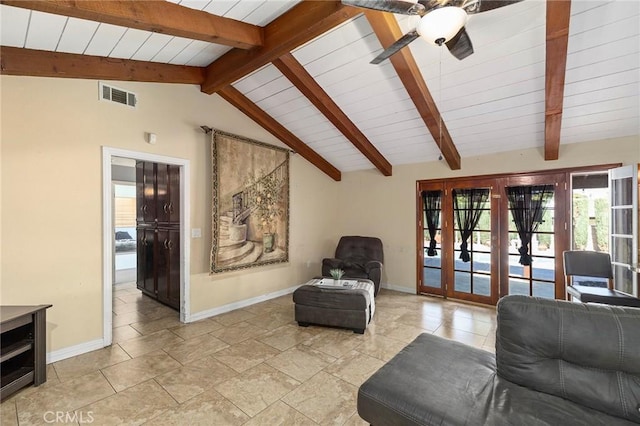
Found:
136,161 -> 180,310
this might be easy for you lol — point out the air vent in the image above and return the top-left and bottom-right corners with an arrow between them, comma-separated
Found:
99,82 -> 137,108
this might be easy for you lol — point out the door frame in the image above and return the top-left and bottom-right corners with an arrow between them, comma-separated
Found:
102,147 -> 191,346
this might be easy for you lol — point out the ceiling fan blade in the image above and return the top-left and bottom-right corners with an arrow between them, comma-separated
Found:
445,26 -> 474,60
371,30 -> 420,64
342,0 -> 425,15
460,0 -> 524,14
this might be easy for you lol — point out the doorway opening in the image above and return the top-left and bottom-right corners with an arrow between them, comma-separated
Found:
102,147 -> 191,346
570,172 -> 610,252
112,158 -> 137,285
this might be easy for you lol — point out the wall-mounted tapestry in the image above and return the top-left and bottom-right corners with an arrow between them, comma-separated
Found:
210,130 -> 289,273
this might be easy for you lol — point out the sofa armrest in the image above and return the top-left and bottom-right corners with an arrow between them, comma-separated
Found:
322,258 -> 345,276
364,260 -> 382,273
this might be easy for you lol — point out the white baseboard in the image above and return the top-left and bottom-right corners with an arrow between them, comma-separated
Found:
380,283 -> 415,294
45,286 -> 301,362
47,338 -> 106,364
189,284 -> 302,322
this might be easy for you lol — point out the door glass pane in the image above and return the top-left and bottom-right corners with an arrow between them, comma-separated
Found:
532,281 -> 554,298
424,253 -> 442,268
531,256 -> 554,281
454,271 -> 471,293
612,208 -> 632,235
473,252 -> 491,273
611,236 -> 632,265
508,278 -> 530,296
422,193 -> 442,290
473,273 -> 491,296
508,254 -> 525,277
612,264 -> 633,295
454,252 -> 471,271
453,188 -> 491,297
611,178 -> 632,206
423,267 -> 441,288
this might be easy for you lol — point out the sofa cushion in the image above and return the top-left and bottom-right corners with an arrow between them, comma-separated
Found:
358,333 -> 636,425
496,296 -> 640,423
358,333 -> 496,425
335,236 -> 384,264
293,284 -> 370,311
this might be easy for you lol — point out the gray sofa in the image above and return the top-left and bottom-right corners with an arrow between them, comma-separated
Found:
358,295 -> 640,425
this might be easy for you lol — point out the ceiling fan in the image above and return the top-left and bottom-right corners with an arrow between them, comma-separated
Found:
343,0 -> 523,64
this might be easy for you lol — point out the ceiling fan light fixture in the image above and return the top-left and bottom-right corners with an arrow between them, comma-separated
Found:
417,6 -> 468,46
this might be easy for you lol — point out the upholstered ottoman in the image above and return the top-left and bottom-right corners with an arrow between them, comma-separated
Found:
293,278 -> 375,334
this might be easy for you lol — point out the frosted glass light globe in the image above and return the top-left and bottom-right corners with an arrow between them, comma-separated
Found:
417,7 -> 468,45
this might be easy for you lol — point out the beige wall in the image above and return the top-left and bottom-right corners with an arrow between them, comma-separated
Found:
0,75 -> 339,352
336,136 -> 640,292
1,74 -> 638,354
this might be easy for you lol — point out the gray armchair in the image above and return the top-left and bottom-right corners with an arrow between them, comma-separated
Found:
322,236 -> 383,296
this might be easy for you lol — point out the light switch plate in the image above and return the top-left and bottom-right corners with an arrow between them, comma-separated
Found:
191,228 -> 202,238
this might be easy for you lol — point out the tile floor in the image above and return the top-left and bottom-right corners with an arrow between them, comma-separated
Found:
1,283 -> 497,425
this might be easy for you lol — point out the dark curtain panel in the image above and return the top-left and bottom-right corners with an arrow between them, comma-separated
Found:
506,185 -> 554,266
422,190 -> 442,256
453,188 -> 490,262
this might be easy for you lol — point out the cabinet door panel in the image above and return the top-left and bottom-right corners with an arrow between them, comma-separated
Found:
156,163 -> 170,224
137,162 -> 156,223
168,228 -> 181,308
156,228 -> 180,308
168,165 -> 180,224
136,227 -> 156,295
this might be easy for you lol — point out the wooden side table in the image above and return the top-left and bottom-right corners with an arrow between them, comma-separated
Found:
1,305 -> 52,400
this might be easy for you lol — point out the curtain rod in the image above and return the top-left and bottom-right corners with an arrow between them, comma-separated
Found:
199,126 -> 296,154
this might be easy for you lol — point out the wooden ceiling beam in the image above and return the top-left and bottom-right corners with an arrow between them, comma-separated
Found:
544,0 -> 571,160
273,53 -> 392,177
201,1 -> 360,94
1,0 -> 263,50
0,47 -> 205,84
364,11 -> 461,170
218,85 -> 341,181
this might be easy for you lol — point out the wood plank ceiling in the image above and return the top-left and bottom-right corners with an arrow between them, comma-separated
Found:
1,0 -> 638,181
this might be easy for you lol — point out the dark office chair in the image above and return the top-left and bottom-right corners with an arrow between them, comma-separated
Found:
563,250 -> 613,289
563,250 -> 640,307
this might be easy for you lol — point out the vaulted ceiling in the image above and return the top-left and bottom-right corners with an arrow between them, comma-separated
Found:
1,0 -> 638,181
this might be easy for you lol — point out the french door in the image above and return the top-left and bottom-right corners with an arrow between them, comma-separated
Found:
609,164 -> 639,297
418,178 -> 497,304
417,173 -> 567,305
